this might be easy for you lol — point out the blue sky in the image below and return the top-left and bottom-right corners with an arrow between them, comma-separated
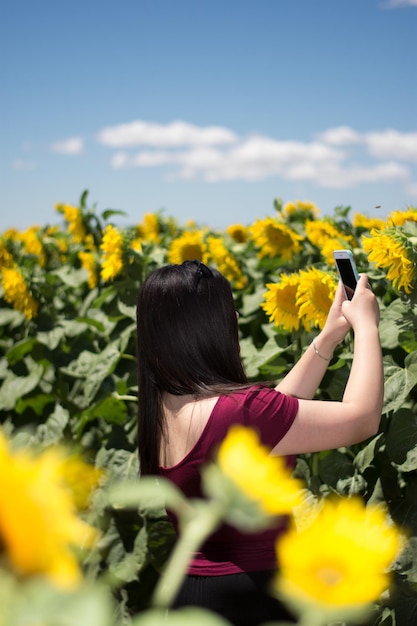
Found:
2,0 -> 417,231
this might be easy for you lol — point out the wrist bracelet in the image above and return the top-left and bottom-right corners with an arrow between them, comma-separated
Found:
312,338 -> 332,362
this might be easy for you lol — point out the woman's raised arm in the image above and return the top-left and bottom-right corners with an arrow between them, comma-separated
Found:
273,274 -> 383,455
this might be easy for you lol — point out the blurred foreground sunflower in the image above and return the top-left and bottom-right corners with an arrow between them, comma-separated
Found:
0,430 -> 101,589
275,497 -> 403,617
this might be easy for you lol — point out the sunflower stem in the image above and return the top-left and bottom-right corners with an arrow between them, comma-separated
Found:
297,606 -> 330,626
151,501 -> 225,609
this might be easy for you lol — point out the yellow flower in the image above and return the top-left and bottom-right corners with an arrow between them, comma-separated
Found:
296,268 -> 337,330
167,230 -> 207,264
249,218 -> 303,260
16,226 -> 46,267
227,224 -> 249,243
0,265 -> 38,320
0,430 -> 99,588
362,228 -> 415,294
0,239 -> 14,269
352,213 -> 386,231
56,203 -> 87,244
320,237 -> 354,265
305,219 -> 349,249
282,200 -> 320,222
100,224 -> 124,282
3,228 -> 19,241
60,455 -> 104,510
136,212 -> 161,244
207,235 -> 247,289
78,251 -> 98,289
262,274 -> 301,332
275,497 -> 403,610
387,207 -> 417,227
130,237 -> 143,253
217,426 -> 304,516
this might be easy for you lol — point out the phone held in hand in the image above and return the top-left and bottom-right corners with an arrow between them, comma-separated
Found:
333,250 -> 359,300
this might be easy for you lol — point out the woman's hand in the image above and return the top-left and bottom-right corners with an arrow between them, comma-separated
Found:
341,274 -> 380,331
321,280 -> 353,347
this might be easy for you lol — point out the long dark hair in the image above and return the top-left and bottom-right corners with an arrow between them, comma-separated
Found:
136,260 -> 248,475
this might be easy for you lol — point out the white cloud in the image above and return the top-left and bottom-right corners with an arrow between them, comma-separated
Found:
286,161 -> 409,188
109,136 -> 346,182
105,121 -> 415,194
382,0 -> 417,8
317,126 -> 363,145
50,137 -> 84,155
12,159 -> 36,170
318,127 -> 417,161
364,130 -> 417,161
97,119 -> 238,148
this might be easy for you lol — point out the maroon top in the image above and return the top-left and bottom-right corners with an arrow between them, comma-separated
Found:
159,386 -> 299,575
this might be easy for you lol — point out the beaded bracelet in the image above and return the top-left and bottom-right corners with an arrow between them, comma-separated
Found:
312,338 -> 331,362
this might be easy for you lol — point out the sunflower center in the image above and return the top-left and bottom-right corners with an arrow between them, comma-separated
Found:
316,566 -> 344,587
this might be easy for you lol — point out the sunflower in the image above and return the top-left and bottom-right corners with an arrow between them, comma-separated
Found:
262,274 -> 301,332
100,224 -> 124,282
352,213 -> 386,231
0,239 -> 14,269
167,230 -> 207,264
56,203 -> 87,244
0,265 -> 38,320
217,426 -> 304,516
16,226 -> 47,268
320,237 -> 354,265
387,207 -> 417,227
296,268 -> 337,330
207,235 -> 247,289
275,497 -> 403,611
362,228 -> 416,294
78,251 -> 98,289
281,200 -> 320,222
136,212 -> 161,244
0,430 -> 99,588
226,223 -> 249,243
305,219 -> 350,250
249,218 -> 303,261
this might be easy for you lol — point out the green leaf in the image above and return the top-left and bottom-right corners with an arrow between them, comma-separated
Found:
61,343 -> 121,407
386,409 -> 417,470
6,337 -> 37,365
318,450 -> 354,488
0,308 -> 25,327
240,288 -> 265,316
2,577 -> 115,626
16,392 -> 55,416
0,363 -> 44,410
51,266 -> 89,287
131,607 -> 231,626
101,208 -> 128,220
36,326 -> 66,349
76,396 -> 128,434
354,434 -> 384,472
117,299 -> 136,321
95,447 -> 139,481
108,476 -> 189,519
383,351 -> 417,414
379,299 -> 411,350
240,336 -> 285,378
75,316 -> 106,332
36,403 -> 70,445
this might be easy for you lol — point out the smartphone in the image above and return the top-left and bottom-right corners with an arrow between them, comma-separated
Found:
333,250 -> 359,300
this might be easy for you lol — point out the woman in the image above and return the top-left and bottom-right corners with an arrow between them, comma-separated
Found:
136,260 -> 383,625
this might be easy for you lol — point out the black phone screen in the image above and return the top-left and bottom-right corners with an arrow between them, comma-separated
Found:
336,258 -> 357,300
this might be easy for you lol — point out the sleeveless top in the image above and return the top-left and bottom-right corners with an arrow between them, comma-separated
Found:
159,385 -> 299,575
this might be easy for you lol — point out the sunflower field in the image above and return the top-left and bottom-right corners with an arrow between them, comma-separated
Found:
1,190 -> 417,626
